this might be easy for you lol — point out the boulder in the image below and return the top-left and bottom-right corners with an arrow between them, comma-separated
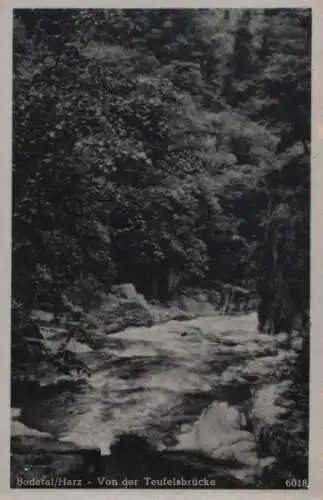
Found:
113,300 -> 154,327
148,304 -> 196,324
23,321 -> 43,339
31,309 -> 55,323
110,283 -> 140,300
11,420 -> 52,439
195,402 -> 253,460
174,401 -> 271,475
11,433 -> 101,487
177,295 -> 216,315
11,408 -> 22,420
91,283 -> 155,331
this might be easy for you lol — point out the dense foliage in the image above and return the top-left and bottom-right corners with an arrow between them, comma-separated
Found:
13,9 -> 310,319
12,7 -> 311,485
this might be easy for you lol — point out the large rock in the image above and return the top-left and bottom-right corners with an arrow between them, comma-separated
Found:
174,401 -> 275,482
90,283 -> 155,332
11,420 -> 52,439
110,283 -> 143,301
11,408 -> 22,420
112,300 -> 154,328
11,432 -> 102,487
175,289 -> 217,315
11,373 -> 88,407
194,402 -> 257,464
180,296 -> 216,315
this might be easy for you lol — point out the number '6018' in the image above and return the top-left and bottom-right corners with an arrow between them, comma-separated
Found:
285,478 -> 308,488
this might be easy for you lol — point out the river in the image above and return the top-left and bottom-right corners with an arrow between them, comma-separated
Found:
14,311 -> 302,488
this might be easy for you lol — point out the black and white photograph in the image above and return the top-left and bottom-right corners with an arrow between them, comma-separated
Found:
11,8 -> 311,489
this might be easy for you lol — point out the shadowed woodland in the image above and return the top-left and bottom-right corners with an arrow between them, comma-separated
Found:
13,7 -> 310,333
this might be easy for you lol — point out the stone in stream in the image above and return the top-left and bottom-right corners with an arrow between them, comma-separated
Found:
11,420 -> 52,439
11,408 -> 22,420
173,401 -> 275,481
180,326 -> 203,337
11,406 -> 103,487
89,283 -> 155,330
11,432 -> 103,487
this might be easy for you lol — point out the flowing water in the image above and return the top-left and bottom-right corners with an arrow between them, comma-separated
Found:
16,312 -> 300,487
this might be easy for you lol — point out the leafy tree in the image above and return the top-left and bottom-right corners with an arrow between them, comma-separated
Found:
12,9 -> 310,381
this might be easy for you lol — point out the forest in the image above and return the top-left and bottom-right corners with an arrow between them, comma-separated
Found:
13,8 -> 310,320
11,8 -> 311,487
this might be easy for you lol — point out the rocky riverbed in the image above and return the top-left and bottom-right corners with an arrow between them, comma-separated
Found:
11,303 -> 307,489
